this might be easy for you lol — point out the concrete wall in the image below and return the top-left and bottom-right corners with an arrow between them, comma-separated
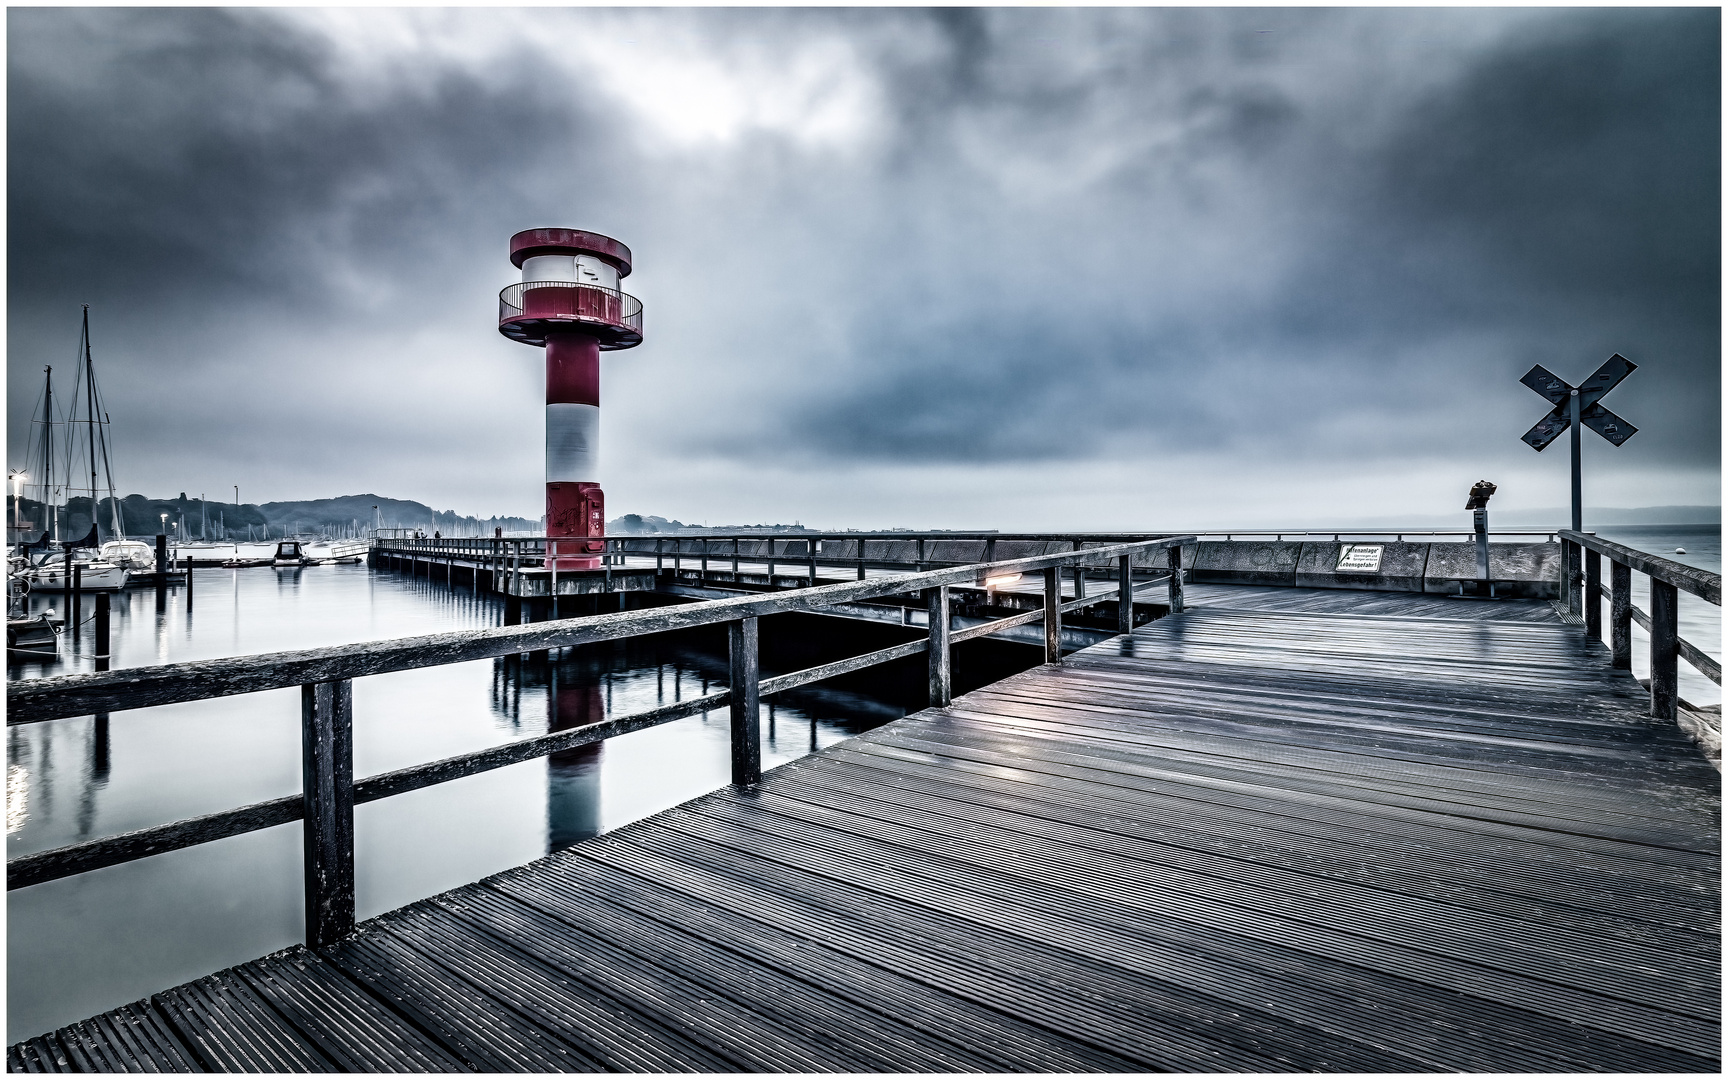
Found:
1191,540 -> 1559,597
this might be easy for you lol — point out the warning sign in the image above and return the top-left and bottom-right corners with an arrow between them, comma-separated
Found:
1336,544 -> 1384,573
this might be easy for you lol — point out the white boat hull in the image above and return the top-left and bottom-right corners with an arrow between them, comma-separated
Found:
24,562 -> 130,591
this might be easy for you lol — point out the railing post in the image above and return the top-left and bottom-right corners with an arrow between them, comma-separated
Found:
1563,539 -> 1582,617
1650,580 -> 1679,722
733,538 -> 740,574
808,540 -> 817,584
1043,567 -> 1062,664
1584,548 -> 1602,644
927,586 -> 951,707
856,539 -> 866,581
700,538 -> 708,581
1167,544 -> 1185,614
656,538 -> 663,572
728,618 -> 762,787
1610,559 -> 1632,669
301,679 -> 355,949
1072,563 -> 1086,601
1117,554 -> 1133,635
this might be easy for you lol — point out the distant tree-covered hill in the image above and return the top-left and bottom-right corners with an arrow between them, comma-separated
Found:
10,493 -> 540,540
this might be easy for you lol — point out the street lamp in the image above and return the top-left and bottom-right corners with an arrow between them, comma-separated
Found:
9,470 -> 26,540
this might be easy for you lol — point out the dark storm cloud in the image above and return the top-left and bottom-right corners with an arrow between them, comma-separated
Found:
770,6 -> 1718,468
8,7 -> 594,313
5,7 -> 1717,520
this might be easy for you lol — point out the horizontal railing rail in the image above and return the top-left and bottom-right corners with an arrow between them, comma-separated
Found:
6,536 -> 1192,948
1557,530 -> 1720,725
1191,530 -> 1560,542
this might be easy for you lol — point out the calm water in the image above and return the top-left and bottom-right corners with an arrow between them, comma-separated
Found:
6,555 -> 1035,1041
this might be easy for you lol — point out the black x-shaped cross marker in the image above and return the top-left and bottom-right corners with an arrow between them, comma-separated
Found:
1520,354 -> 1638,451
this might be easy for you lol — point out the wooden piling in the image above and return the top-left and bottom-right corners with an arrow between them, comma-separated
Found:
728,618 -> 761,787
1043,567 -> 1061,664
1650,580 -> 1679,721
301,680 -> 355,948
926,586 -> 951,708
1610,560 -> 1633,669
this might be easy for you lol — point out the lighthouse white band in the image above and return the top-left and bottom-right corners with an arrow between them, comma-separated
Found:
546,403 -> 599,483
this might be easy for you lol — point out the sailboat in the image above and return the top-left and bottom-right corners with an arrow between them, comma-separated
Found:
15,309 -> 133,591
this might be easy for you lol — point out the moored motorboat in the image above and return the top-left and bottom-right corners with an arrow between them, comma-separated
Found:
100,539 -> 157,571
7,609 -> 61,656
273,540 -> 314,567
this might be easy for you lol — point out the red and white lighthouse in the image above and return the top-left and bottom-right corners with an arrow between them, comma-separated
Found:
498,228 -> 642,570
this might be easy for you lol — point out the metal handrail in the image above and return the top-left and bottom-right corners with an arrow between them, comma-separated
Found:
497,280 -> 643,346
6,536 -> 1193,948
1556,530 -> 1720,724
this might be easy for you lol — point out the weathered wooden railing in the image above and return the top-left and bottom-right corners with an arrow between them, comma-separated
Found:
1557,530 -> 1720,723
6,536 -> 1191,950
371,532 -> 1195,603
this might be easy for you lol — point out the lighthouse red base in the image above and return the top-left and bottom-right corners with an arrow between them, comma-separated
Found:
548,482 -> 604,571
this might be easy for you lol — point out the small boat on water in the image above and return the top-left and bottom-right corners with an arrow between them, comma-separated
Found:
15,527 -> 130,591
100,539 -> 157,571
273,540 -> 314,567
20,554 -> 129,592
7,610 -> 61,657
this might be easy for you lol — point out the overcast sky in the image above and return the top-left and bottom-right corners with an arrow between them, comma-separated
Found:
7,6 -> 1719,530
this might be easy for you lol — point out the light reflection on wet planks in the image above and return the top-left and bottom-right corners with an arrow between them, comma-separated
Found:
9,589 -> 1718,1072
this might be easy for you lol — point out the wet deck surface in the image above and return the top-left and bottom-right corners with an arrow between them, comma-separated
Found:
10,587 -> 1718,1071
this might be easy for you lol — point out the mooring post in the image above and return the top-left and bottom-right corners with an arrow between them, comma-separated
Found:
728,618 -> 762,787
1167,544 -> 1185,614
93,591 -> 110,667
926,585 -> 951,707
1043,567 -> 1062,664
183,556 -> 193,609
70,563 -> 82,635
1117,554 -> 1133,635
1584,548 -> 1601,644
1609,560 -> 1632,669
301,679 -> 355,949
154,533 -> 167,575
1649,580 -> 1679,722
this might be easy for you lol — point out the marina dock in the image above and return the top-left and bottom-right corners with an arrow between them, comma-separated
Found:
7,533 -> 1719,1071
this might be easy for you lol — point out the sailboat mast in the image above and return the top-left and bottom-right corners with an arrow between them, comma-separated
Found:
43,366 -> 56,541
83,306 -> 99,540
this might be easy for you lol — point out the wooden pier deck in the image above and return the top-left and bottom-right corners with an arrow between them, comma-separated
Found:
10,585 -> 1719,1072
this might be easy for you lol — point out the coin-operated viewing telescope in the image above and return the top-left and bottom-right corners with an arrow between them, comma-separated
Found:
1465,480 -> 1497,592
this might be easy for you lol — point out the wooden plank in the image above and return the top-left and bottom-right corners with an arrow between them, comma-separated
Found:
151,968 -> 333,1071
235,949 -> 468,1071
